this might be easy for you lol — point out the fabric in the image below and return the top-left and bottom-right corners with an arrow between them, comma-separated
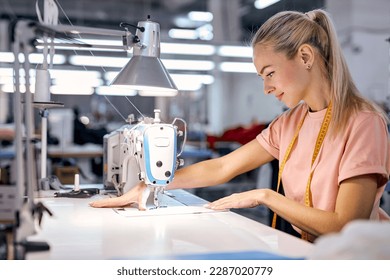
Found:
207,123 -> 266,149
257,102 -> 389,227
308,220 -> 390,259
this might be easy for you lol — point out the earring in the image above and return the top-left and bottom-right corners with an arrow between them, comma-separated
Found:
306,64 -> 311,70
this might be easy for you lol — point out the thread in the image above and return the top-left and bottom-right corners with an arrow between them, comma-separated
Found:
74,173 -> 80,191
34,69 -> 51,102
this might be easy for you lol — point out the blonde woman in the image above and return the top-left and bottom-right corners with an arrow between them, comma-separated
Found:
91,9 -> 389,242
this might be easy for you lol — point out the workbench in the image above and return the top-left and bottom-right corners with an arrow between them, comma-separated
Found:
26,187 -> 314,260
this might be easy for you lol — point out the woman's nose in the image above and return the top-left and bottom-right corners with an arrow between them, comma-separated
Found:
264,84 -> 275,95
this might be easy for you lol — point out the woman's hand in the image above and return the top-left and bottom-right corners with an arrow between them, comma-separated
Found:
89,182 -> 148,210
205,189 -> 265,210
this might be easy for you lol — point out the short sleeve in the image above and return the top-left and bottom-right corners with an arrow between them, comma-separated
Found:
256,116 -> 282,160
338,113 -> 389,186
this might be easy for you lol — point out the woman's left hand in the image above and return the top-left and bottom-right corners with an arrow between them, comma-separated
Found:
205,189 -> 264,210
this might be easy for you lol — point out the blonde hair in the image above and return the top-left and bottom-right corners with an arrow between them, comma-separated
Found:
251,9 -> 387,133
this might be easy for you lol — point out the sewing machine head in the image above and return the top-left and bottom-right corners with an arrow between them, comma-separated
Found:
103,109 -> 185,207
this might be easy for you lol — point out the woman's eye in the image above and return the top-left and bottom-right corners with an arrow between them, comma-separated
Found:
267,71 -> 274,78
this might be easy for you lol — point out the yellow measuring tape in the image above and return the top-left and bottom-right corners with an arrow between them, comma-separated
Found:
271,102 -> 332,241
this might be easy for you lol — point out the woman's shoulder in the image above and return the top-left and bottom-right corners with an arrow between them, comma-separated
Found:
351,109 -> 387,125
346,109 -> 388,134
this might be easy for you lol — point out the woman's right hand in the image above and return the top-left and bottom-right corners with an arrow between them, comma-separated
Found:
89,182 -> 148,210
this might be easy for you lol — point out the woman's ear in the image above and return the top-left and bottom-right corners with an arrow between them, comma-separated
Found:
299,44 -> 315,69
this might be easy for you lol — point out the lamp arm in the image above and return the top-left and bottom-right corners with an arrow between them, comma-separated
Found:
34,22 -> 139,52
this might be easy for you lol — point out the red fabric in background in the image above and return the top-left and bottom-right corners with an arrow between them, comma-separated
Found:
207,123 -> 266,149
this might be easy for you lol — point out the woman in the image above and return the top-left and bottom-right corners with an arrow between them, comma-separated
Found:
91,9 -> 389,242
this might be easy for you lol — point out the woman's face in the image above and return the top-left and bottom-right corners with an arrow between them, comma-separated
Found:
253,44 -> 311,109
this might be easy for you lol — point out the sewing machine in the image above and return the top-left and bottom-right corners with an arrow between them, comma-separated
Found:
103,109 -> 186,208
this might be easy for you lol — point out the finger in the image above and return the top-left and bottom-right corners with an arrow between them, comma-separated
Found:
138,187 -> 151,211
206,200 -> 231,210
206,196 -> 233,208
89,196 -> 134,208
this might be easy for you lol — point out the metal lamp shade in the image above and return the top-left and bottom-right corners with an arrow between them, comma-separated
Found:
110,55 -> 178,93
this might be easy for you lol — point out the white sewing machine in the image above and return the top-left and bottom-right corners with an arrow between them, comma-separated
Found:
103,109 -> 186,208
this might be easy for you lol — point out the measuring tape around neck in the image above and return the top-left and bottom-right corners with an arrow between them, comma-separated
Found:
271,102 -> 332,241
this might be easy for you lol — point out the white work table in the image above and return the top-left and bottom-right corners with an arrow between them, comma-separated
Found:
26,188 -> 314,260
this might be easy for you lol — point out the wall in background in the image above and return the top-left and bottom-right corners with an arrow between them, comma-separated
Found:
327,0 -> 390,107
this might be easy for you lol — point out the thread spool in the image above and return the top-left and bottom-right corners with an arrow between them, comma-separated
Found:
34,69 -> 51,102
74,174 -> 80,191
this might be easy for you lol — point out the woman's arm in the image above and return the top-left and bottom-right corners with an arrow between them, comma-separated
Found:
168,139 -> 274,190
208,174 -> 378,237
90,139 -> 274,208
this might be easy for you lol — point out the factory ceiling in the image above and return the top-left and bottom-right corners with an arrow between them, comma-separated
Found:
1,0 -> 325,43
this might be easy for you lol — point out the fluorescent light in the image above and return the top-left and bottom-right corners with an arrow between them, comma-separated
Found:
0,76 -> 13,84
162,59 -> 215,71
0,52 -> 65,64
0,52 -> 14,63
96,86 -> 136,96
0,68 -> 14,76
1,84 -> 35,93
69,55 -> 128,68
0,77 -> 35,86
218,46 -> 253,58
254,0 -> 280,9
188,11 -> 213,22
168,29 -> 198,40
49,69 -> 102,88
49,69 -> 101,80
138,90 -> 177,97
161,43 -> 215,55
54,78 -> 103,88
170,74 -> 214,91
50,85 -> 94,95
219,62 -> 257,73
29,54 -> 66,64
0,68 -> 35,77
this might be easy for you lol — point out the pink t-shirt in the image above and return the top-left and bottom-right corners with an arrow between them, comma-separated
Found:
257,102 -> 389,221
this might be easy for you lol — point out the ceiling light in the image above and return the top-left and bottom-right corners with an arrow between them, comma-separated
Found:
170,74 -> 214,91
218,46 -> 253,58
96,86 -> 137,96
168,28 -> 198,40
1,84 -> 35,93
188,11 -> 213,22
0,52 -> 14,63
161,43 -> 215,55
50,85 -> 94,95
254,0 -> 280,9
0,52 -> 65,64
219,62 -> 256,73
49,69 -> 101,80
162,59 -> 215,71
69,55 -> 128,68
138,90 -> 177,97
